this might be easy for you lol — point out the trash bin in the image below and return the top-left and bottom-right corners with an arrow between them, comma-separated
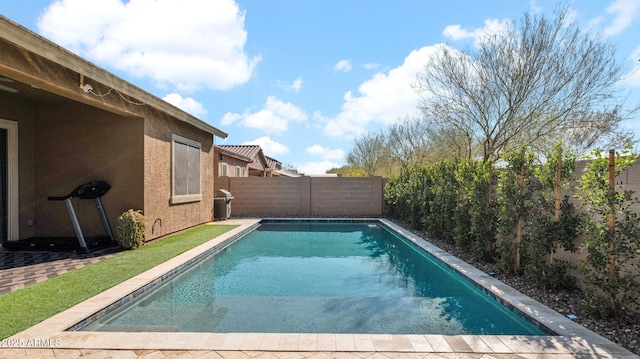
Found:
214,189 -> 234,219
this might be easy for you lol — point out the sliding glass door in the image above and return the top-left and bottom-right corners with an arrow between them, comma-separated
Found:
0,119 -> 17,245
0,128 -> 6,245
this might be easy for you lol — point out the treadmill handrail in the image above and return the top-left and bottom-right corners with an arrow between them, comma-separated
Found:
48,181 -> 111,201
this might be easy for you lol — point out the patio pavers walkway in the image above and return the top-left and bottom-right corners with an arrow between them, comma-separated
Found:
0,348 -> 625,358
0,247 -> 121,295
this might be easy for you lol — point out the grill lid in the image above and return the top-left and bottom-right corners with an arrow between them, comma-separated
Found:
214,189 -> 234,199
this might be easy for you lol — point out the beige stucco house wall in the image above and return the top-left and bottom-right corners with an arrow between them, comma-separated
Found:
214,146 -> 251,178
0,16 -> 227,245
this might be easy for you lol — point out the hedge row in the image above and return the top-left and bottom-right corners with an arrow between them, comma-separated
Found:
384,144 -> 640,317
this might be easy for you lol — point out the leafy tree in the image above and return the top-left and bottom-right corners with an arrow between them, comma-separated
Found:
414,7 -> 634,162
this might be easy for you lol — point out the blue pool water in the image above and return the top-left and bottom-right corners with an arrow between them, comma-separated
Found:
80,221 -> 546,335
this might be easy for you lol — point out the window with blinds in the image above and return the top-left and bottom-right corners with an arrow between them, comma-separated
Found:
171,134 -> 202,204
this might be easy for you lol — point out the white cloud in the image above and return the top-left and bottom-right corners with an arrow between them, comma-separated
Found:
442,18 -> 511,46
242,136 -> 290,155
530,0 -> 543,14
290,77 -> 303,92
305,145 -> 344,160
588,16 -> 605,29
37,0 -> 260,92
322,46 -> 437,138
566,8 -> 580,25
220,112 -> 242,126
221,96 -> 307,134
364,63 -> 382,71
603,0 -> 640,36
334,59 -> 353,72
163,93 -> 207,116
620,46 -> 640,87
296,161 -> 341,175
279,77 -> 303,92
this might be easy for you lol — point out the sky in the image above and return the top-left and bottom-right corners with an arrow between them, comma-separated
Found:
0,0 -> 639,174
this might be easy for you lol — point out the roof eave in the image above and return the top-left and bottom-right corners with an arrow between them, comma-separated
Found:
216,146 -> 252,162
0,15 -> 227,139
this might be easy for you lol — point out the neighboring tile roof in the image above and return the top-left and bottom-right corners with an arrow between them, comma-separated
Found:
218,145 -> 263,160
265,156 -> 282,170
216,145 -> 253,162
218,145 -> 295,175
218,145 -> 269,172
275,168 -> 302,177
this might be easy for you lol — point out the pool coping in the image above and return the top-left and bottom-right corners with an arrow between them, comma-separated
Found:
7,218 -> 639,358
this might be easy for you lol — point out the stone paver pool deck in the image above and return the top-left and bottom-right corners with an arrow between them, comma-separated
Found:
2,219 -> 638,359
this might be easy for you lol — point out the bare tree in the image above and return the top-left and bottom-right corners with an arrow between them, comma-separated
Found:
386,116 -> 432,168
386,116 -> 472,167
415,7 -> 635,162
346,131 -> 389,176
421,119 -> 475,161
540,109 -> 635,156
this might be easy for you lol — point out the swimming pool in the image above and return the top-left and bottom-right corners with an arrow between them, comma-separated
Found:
78,220 -> 547,335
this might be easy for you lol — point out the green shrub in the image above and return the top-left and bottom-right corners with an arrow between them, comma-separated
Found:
577,146 -> 640,317
115,209 -> 146,249
495,146 -> 537,273
518,143 -> 578,290
524,196 -> 579,290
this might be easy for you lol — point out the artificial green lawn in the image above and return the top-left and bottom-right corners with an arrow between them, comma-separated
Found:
0,224 -> 237,339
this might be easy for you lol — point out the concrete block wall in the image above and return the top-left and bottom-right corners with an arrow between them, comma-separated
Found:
217,176 -> 384,217
311,177 -> 383,216
221,177 -> 311,216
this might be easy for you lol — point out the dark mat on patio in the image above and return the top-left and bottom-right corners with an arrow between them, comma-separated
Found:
3,236 -> 115,253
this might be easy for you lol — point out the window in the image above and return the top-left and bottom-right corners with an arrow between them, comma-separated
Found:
235,167 -> 240,177
171,134 -> 201,204
221,164 -> 227,176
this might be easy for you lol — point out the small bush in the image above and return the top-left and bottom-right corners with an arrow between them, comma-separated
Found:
580,296 -> 618,319
115,209 -> 146,249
